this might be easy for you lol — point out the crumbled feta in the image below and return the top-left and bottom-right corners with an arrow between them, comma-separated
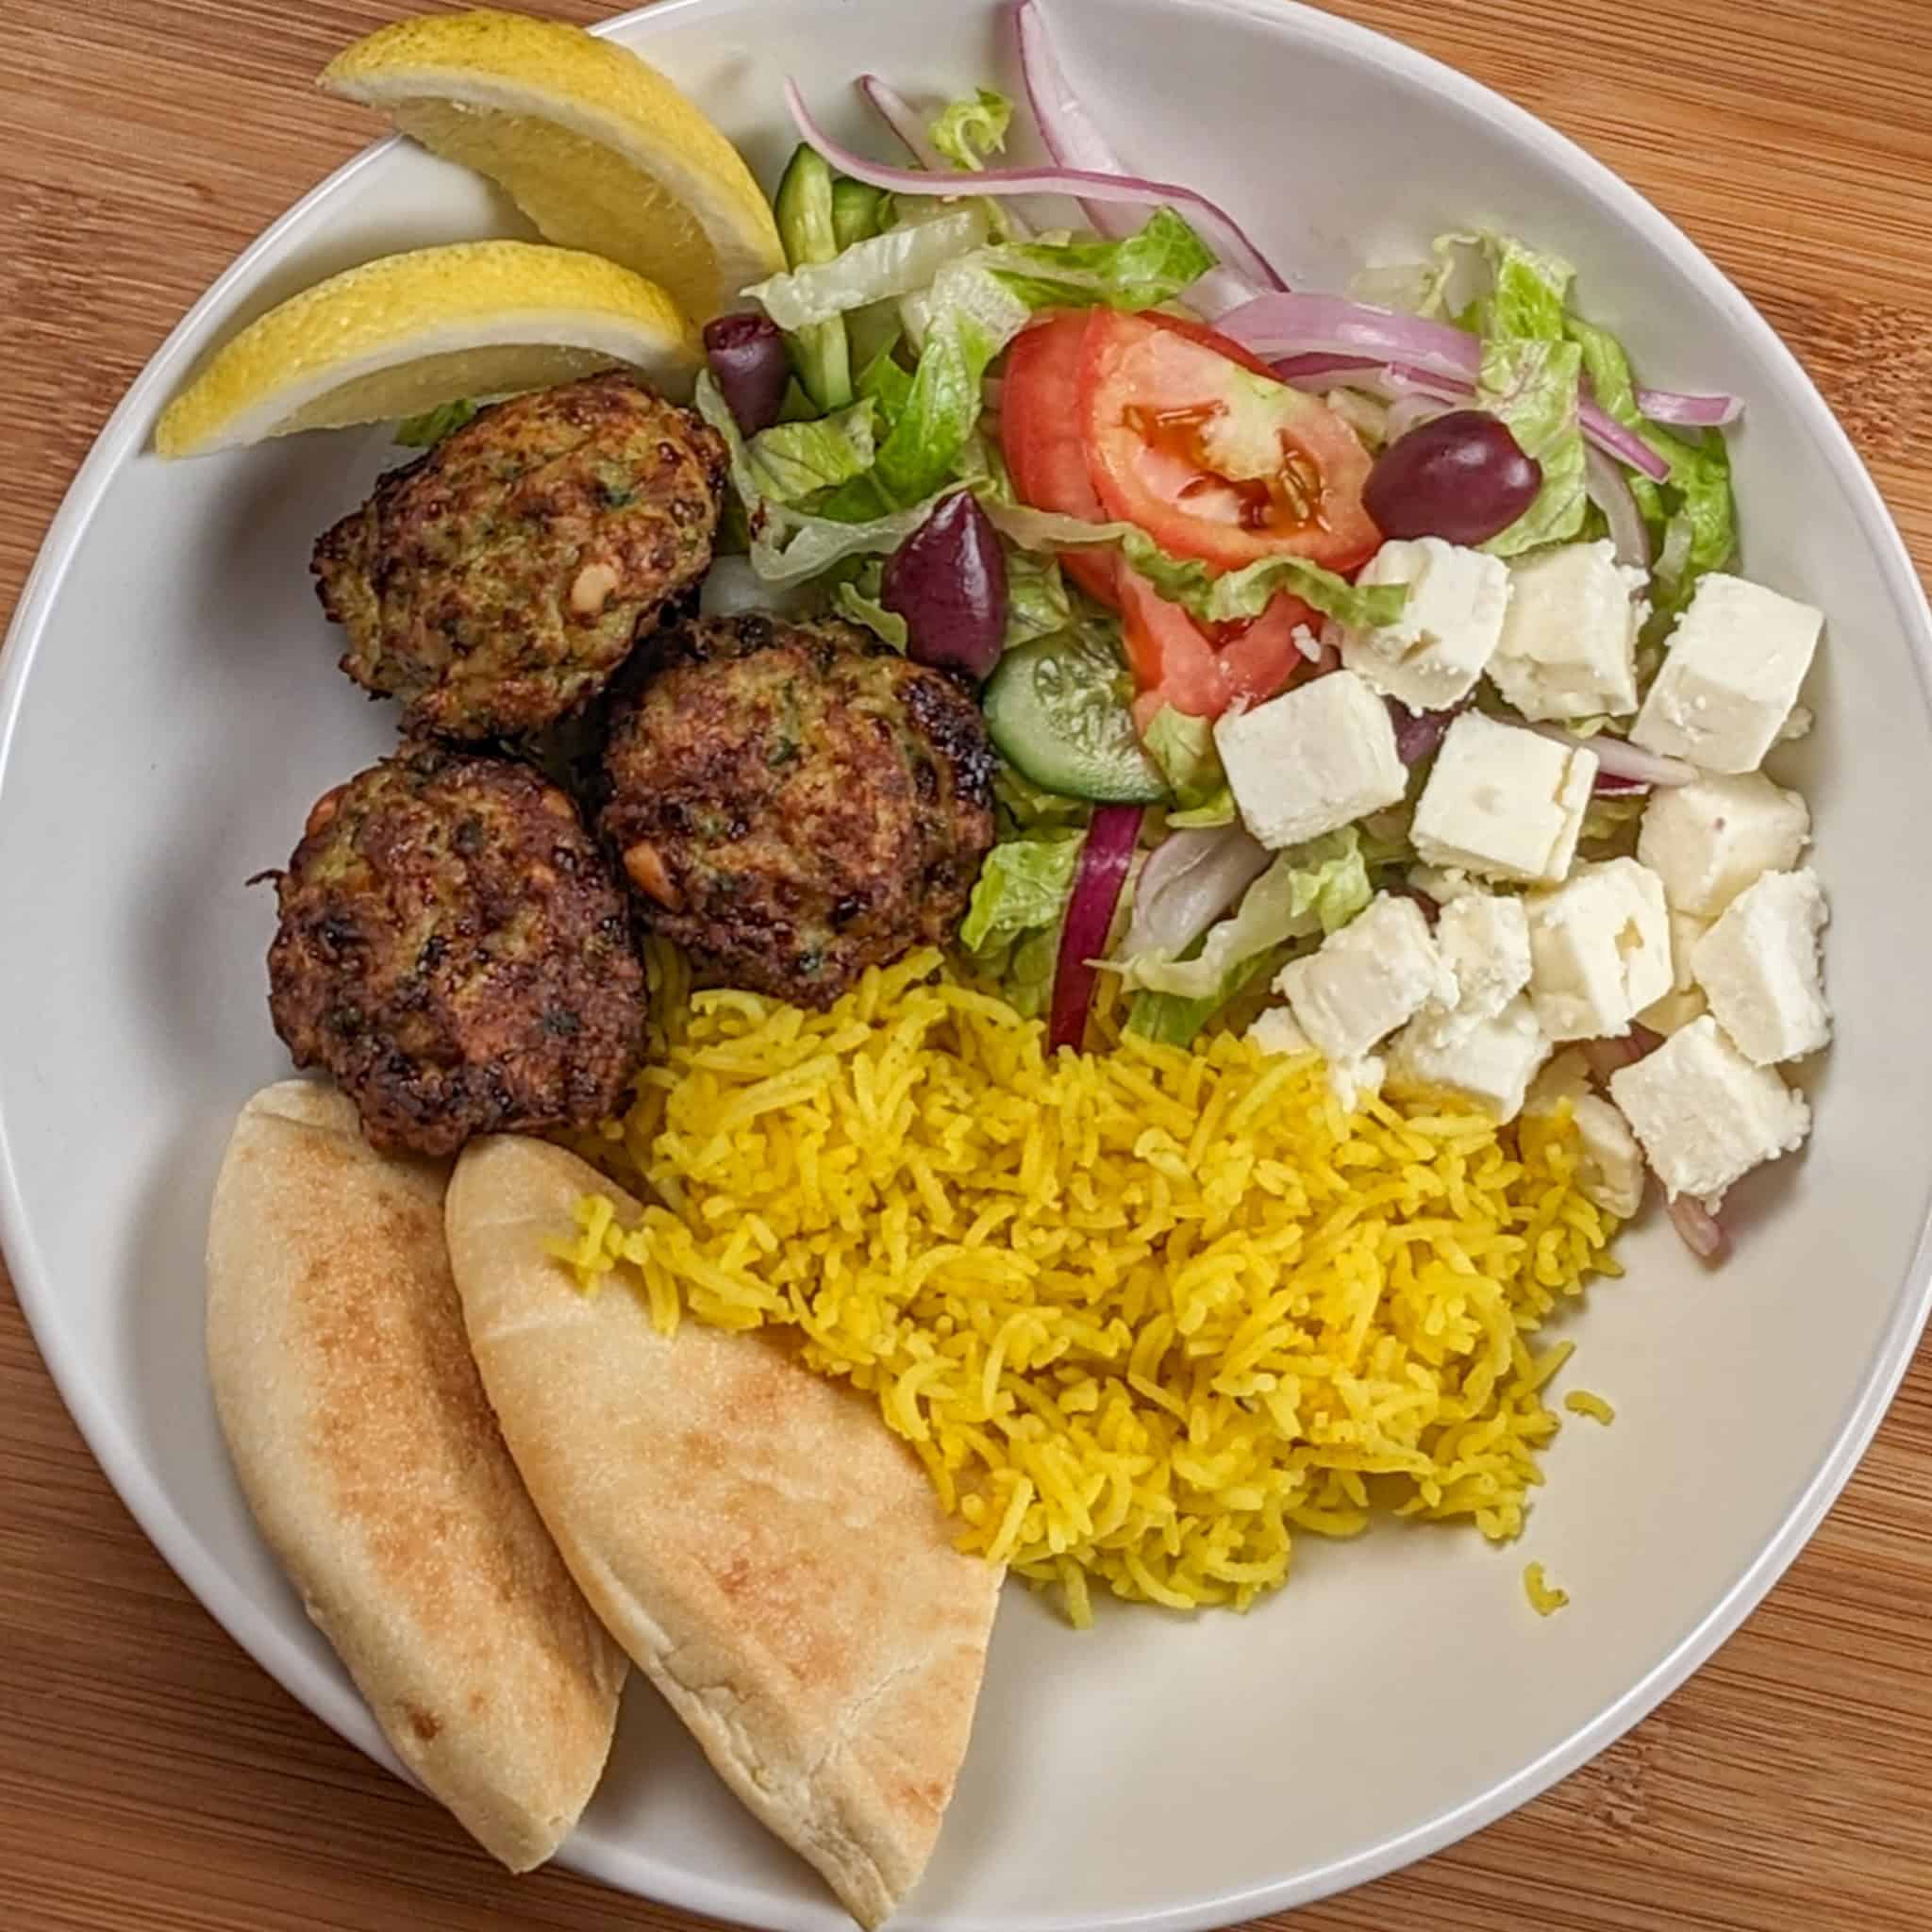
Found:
1215,669 -> 1407,850
1274,893 -> 1452,1065
1433,891 -> 1533,1032
1690,868 -> 1830,1065
1608,1015 -> 1810,1208
1340,537 -> 1512,711
1411,710 -> 1597,884
1388,993 -> 1551,1123
1247,1007 -> 1313,1058
1407,862 -> 1485,905
1327,1055 -> 1386,1113
1630,573 -> 1824,773
1525,1051 -> 1647,1217
1525,858 -> 1673,1041
1636,773 -> 1810,918
1487,539 -> 1646,721
1636,907 -> 1711,1035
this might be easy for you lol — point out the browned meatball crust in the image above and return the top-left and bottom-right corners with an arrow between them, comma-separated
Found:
267,743 -> 646,1157
312,373 -> 725,741
601,614 -> 996,1008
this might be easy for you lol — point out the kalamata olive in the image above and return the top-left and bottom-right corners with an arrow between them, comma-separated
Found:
880,491 -> 1008,681
703,311 -> 791,437
1363,409 -> 1542,546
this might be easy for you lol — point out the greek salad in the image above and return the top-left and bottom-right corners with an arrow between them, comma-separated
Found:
698,0 -> 1828,1261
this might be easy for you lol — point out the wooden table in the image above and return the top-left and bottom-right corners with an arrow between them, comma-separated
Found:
5,1 -> 1932,1925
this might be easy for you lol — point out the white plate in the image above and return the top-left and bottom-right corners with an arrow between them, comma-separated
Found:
5,1 -> 1931,1926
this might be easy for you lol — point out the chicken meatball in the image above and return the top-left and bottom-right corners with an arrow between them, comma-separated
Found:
601,614 -> 995,1008
267,743 -> 646,1157
311,373 -> 725,741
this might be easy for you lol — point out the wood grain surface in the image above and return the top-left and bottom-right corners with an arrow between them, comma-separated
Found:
4,2 -> 1932,1926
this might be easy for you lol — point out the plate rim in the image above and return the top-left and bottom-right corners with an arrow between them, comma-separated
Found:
5,0 -> 1932,1926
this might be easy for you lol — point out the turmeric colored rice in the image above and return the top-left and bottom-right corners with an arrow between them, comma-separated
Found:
558,945 -> 1622,1624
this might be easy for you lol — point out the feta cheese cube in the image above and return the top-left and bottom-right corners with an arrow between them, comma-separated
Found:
1690,868 -> 1830,1065
1216,669 -> 1407,850
1411,710 -> 1597,884
1487,539 -> 1646,721
1388,994 -> 1551,1123
1630,573 -> 1824,773
1608,1015 -> 1810,1208
1525,858 -> 1673,1041
1341,537 -> 1512,710
1525,1051 -> 1647,1217
1327,1055 -> 1385,1113
1274,893 -> 1451,1064
1247,1007 -> 1312,1058
1433,891 -> 1533,1031
1636,908 -> 1711,1035
1636,773 -> 1810,918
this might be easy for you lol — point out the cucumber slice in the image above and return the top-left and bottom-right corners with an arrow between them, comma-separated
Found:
831,178 -> 887,251
773,144 -> 852,411
983,631 -> 1168,805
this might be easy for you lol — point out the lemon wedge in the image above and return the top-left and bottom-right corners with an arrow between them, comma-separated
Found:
321,9 -> 785,323
153,240 -> 697,458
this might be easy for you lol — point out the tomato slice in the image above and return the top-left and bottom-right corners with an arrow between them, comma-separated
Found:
1078,309 -> 1381,574
1214,593 -> 1321,708
1000,313 -> 1122,606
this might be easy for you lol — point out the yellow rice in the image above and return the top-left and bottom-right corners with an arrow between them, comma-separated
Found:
558,944 -> 1623,1624
1564,1389 -> 1617,1425
1523,1561 -> 1571,1616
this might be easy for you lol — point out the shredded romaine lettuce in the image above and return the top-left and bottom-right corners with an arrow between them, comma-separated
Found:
744,208 -> 991,330
929,88 -> 1013,171
742,398 -> 878,503
830,559 -> 908,648
1466,235 -> 1589,557
1141,707 -> 1234,824
1119,827 -> 1373,1004
395,397 -> 477,446
1119,531 -> 1406,628
958,827 -> 1084,1016
1005,550 -> 1073,648
980,209 -> 1216,312
1566,314 -> 1737,622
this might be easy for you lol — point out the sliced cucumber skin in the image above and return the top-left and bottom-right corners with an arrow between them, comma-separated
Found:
774,144 -> 853,411
983,637 -> 1169,806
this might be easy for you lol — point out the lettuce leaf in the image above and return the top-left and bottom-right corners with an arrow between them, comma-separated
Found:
395,398 -> 477,446
982,209 -> 1217,312
1119,530 -> 1407,627
1566,314 -> 1737,623
742,398 -> 878,503
1141,706 -> 1233,824
1005,549 -> 1072,649
744,208 -> 990,330
830,559 -> 908,649
1119,827 -> 1373,1002
958,828 -> 1083,1017
929,88 -> 1012,171
1475,336 -> 1588,555
1126,944 -> 1288,1046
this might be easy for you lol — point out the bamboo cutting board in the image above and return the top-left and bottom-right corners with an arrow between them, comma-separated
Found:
3,2 -> 1931,1927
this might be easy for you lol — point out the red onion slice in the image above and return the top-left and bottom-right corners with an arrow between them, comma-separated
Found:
1122,824 -> 1271,962
1638,386 -> 1743,427
1229,295 -> 1674,484
1585,443 -> 1652,570
1388,696 -> 1467,765
858,74 -> 948,170
1666,1192 -> 1731,1262
1049,805 -> 1142,1053
1526,725 -> 1697,788
1014,0 -> 1258,316
784,77 -> 1287,291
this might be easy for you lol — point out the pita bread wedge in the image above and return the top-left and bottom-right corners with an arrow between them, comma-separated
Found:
444,1135 -> 1002,1928
206,1081 -> 627,1872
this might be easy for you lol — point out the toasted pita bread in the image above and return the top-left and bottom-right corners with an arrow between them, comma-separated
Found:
444,1135 -> 1001,1928
205,1081 -> 627,1872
